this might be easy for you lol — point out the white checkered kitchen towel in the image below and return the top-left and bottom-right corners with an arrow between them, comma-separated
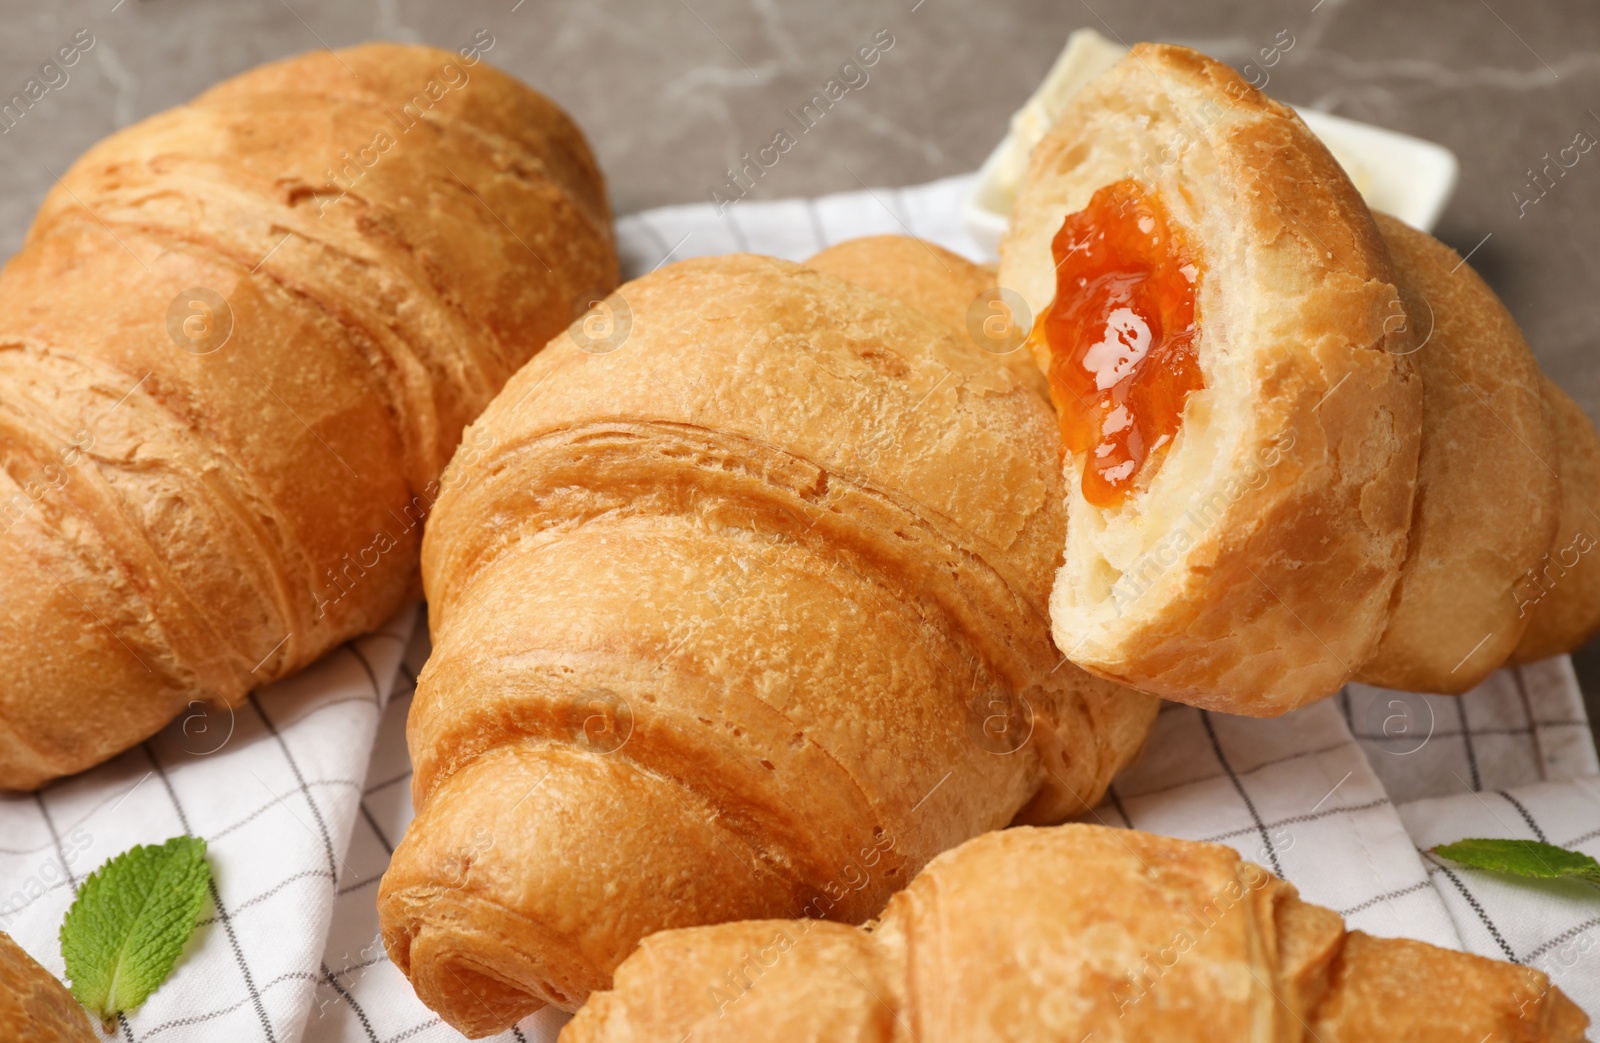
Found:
0,605 -> 420,1042
4,174 -> 1598,1043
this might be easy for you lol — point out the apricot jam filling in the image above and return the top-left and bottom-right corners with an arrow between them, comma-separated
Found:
1031,179 -> 1204,508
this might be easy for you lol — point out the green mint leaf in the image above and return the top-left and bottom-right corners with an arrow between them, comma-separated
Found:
1432,838 -> 1600,886
59,836 -> 211,1030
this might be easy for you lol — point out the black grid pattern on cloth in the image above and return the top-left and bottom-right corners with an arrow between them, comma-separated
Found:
3,607 -> 417,1043
1346,660 -> 1600,804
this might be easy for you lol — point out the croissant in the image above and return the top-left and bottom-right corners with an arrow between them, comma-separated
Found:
999,42 -> 1600,714
377,251 -> 1157,1034
0,44 -> 616,788
0,928 -> 96,1043
1353,212 -> 1581,690
565,823 -> 1589,1042
1510,374 -> 1600,664
805,235 -> 1048,399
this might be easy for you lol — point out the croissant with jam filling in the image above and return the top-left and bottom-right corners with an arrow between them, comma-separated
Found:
1001,43 -> 1600,714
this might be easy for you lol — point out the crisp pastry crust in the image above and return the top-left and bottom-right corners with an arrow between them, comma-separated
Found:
0,929 -> 97,1043
806,235 -> 1049,398
1308,931 -> 1591,1043
1000,43 -> 1422,714
1512,377 -> 1600,664
378,254 -> 1157,1034
1356,213 -> 1560,691
565,824 -> 1589,1043
0,44 -> 616,788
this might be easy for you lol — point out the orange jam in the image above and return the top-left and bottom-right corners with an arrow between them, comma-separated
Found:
1031,179 -> 1204,508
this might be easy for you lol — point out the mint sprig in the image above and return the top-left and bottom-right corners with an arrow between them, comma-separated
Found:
60,836 -> 212,1030
1432,838 -> 1600,887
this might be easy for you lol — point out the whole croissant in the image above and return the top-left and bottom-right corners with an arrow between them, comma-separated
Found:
377,250 -> 1156,1034
1000,43 -> 1600,714
804,234 -> 1049,400
566,823 -> 1589,1043
0,44 -> 616,788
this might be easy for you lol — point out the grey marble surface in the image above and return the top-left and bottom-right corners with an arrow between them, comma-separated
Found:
2,0 -> 1598,717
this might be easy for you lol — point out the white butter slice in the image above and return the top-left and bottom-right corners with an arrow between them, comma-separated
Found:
990,29 -> 1127,201
963,29 -> 1459,254
1293,107 -> 1458,232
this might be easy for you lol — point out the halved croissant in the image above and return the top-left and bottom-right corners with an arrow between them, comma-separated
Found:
377,251 -> 1156,1034
0,45 -> 616,788
1000,43 -> 1600,714
1510,375 -> 1600,664
1354,212 -> 1566,691
566,823 -> 1589,1042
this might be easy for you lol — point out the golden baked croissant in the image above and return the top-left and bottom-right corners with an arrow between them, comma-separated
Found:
0,929 -> 96,1043
1510,374 -> 1600,665
0,44 -> 616,788
377,251 -> 1157,1034
1355,212 -> 1580,691
999,43 -> 1600,714
806,235 -> 1048,399
565,823 -> 1589,1042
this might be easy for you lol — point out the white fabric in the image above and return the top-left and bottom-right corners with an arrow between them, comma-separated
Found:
3,173 -> 1597,1042
1400,777 -> 1600,1020
1343,658 -> 1600,803
0,606 -> 418,1043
